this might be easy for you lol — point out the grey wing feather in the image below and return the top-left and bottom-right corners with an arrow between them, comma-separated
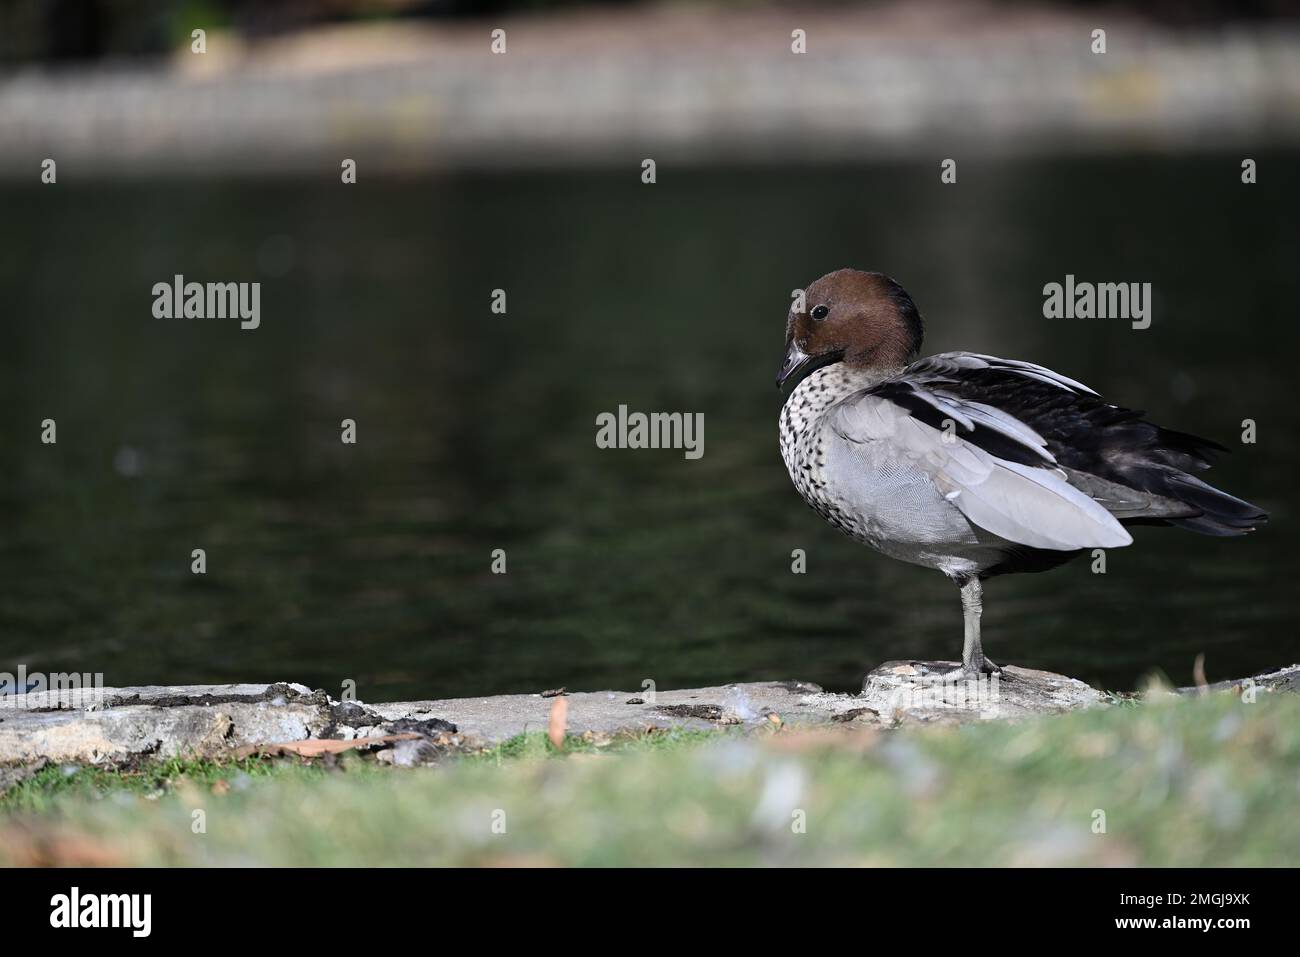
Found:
909,352 -> 1099,395
830,386 -> 1132,551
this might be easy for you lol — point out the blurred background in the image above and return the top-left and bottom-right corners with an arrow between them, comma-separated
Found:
0,0 -> 1297,702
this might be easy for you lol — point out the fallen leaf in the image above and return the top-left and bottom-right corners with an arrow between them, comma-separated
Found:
0,826 -> 124,867
548,696 -> 568,749
230,733 -> 423,759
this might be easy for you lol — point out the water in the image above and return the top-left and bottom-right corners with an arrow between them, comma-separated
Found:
1,156 -> 1296,701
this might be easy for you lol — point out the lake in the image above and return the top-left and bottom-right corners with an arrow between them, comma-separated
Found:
1,155 -> 1296,701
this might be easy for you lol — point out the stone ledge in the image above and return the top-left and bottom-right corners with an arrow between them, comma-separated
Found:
1,664 -> 1295,769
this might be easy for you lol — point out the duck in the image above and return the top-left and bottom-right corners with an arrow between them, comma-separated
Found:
777,268 -> 1267,678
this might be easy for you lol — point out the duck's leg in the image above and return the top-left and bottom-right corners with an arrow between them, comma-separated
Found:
958,577 -> 1000,675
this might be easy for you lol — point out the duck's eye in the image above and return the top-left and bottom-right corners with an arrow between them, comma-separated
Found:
811,305 -> 829,320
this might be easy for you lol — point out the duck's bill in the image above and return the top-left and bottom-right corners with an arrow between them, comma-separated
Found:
776,340 -> 811,388
776,341 -> 841,389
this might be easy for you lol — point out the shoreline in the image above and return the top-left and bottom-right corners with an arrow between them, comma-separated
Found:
3,662 -> 1296,769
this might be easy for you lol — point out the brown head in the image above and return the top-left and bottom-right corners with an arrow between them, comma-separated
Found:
777,269 -> 924,389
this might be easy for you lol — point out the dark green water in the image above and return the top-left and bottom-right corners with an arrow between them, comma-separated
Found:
1,157 -> 1296,701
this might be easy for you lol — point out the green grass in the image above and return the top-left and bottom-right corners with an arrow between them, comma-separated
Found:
0,727 -> 730,816
468,725 -> 733,764
1,755 -> 328,815
2,692 -> 1297,866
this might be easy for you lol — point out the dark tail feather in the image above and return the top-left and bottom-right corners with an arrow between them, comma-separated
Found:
1104,423 -> 1267,537
1153,425 -> 1230,462
1163,473 -> 1268,537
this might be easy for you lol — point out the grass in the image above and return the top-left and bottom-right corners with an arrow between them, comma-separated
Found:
1,755 -> 335,816
0,726 -> 726,819
1,691 -> 1297,866
467,725 -> 731,764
